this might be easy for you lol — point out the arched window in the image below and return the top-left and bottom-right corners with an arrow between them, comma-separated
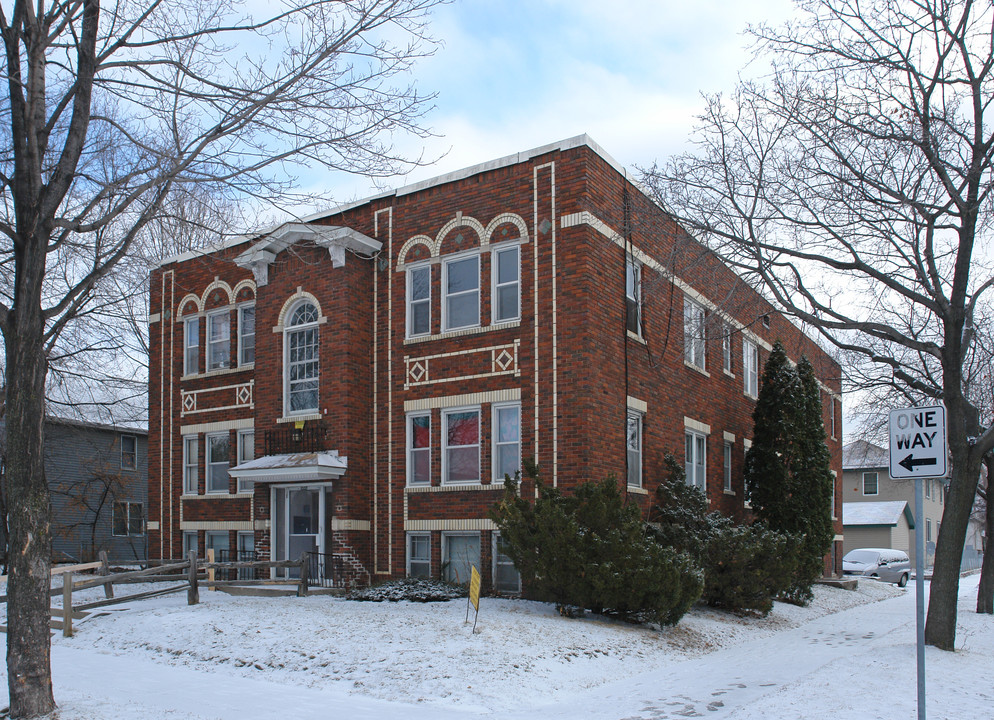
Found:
284,300 -> 320,415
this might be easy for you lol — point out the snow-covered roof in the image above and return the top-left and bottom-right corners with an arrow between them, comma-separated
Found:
842,501 -> 915,529
229,451 -> 347,483
842,440 -> 889,470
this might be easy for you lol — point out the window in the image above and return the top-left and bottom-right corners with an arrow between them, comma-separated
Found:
238,305 -> 256,366
183,436 -> 198,494
236,430 -> 255,494
407,265 -> 431,337
121,434 -> 137,470
407,533 -> 431,578
722,325 -> 733,373
443,255 -> 480,331
184,316 -> 199,375
685,430 -> 706,492
723,442 -> 733,492
743,339 -> 759,397
493,533 -> 521,594
183,531 -> 198,559
443,532 -> 480,585
493,245 -> 520,322
285,300 -> 320,414
237,532 -> 255,580
684,297 -> 706,369
207,310 -> 230,370
112,501 -> 143,536
926,519 -> 932,542
925,479 -> 931,499
743,439 -> 752,507
626,411 -> 642,488
443,408 -> 480,484
407,412 -> 431,485
863,471 -> 879,496
493,403 -> 521,482
206,433 -> 230,494
830,397 -> 836,439
206,530 -> 229,559
626,255 -> 641,335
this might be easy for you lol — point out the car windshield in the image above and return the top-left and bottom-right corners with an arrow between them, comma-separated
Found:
844,550 -> 879,564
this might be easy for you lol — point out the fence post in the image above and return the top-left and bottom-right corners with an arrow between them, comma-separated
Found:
207,548 -> 216,592
297,552 -> 310,597
98,549 -> 114,599
187,551 -> 199,606
62,572 -> 73,638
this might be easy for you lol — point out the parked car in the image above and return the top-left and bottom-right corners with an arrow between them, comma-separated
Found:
843,548 -> 911,587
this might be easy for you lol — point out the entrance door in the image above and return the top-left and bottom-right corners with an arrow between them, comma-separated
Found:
286,488 -> 319,578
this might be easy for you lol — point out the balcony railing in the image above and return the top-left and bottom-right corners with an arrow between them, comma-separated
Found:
263,422 -> 328,455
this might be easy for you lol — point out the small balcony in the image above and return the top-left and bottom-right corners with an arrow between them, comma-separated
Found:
263,422 -> 329,455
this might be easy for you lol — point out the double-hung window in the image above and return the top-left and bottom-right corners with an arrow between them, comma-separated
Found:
493,403 -> 521,482
206,433 -> 230,494
183,436 -> 198,494
238,305 -> 255,366
285,301 -> 320,415
121,434 -> 137,470
407,265 -> 431,337
743,339 -> 759,397
626,255 -> 641,335
207,310 -> 230,370
684,298 -> 706,369
493,533 -> 521,593
112,501 -> 143,536
722,325 -> 733,373
723,442 -> 733,492
183,531 -> 198,559
407,412 -> 431,485
184,316 -> 200,375
236,430 -> 255,494
407,533 -> 430,578
627,411 -> 643,488
493,245 -> 520,323
685,430 -> 706,491
443,408 -> 480,484
863,471 -> 879,496
443,255 -> 480,331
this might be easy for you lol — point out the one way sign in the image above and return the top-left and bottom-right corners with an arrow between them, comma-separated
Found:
889,405 -> 947,479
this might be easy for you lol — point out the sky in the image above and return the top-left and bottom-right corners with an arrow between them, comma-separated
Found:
305,0 -> 798,207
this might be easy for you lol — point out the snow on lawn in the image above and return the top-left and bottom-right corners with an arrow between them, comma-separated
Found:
1,574 -> 991,719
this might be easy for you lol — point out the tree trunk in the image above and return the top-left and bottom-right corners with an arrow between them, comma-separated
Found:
4,321 -> 56,716
978,457 -> 993,615
924,419 -> 982,651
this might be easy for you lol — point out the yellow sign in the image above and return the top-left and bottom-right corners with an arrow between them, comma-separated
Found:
469,565 -> 481,611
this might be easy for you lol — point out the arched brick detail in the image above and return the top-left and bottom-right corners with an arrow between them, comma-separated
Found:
485,213 -> 528,245
396,235 -> 434,267
201,277 -> 234,310
233,279 -> 256,303
177,294 -> 201,317
435,215 -> 486,255
274,288 -> 324,330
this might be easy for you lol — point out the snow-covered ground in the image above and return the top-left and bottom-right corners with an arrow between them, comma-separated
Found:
1,574 -> 991,719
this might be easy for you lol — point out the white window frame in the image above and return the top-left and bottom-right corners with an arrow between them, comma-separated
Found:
121,434 -> 137,470
626,255 -> 641,336
926,518 -> 932,542
492,244 -> 520,323
206,432 -> 230,494
184,316 -> 200,376
407,532 -> 431,578
238,303 -> 256,367
743,439 -> 752,508
722,325 -> 733,374
207,309 -> 231,371
492,402 -> 521,483
685,429 -> 707,492
236,430 -> 255,494
406,411 -> 431,486
743,339 -> 759,397
626,411 -> 643,488
441,531 -> 481,585
112,501 -> 143,536
442,253 -> 480,332
492,532 -> 521,594
406,264 -> 431,337
442,406 -> 480,485
723,441 -> 733,492
183,531 -> 198,559
684,297 -> 706,370
863,471 -> 879,496
183,435 -> 198,495
283,300 -> 320,416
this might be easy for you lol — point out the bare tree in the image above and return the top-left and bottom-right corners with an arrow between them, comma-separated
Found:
642,0 -> 994,651
0,0 -> 445,714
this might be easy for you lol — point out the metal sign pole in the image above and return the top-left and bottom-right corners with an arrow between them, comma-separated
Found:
915,476 -> 926,720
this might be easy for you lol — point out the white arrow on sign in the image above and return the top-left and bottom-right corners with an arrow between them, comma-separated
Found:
888,405 -> 947,479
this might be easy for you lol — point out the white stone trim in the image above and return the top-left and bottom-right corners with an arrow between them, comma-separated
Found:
148,313 -> 161,324
723,431 -> 736,442
743,438 -> 752,450
180,521 -> 254,531
626,396 -> 648,413
180,417 -> 254,435
147,521 -> 160,531
404,519 -> 496,531
276,413 -> 322,424
403,320 -> 520,344
834,534 -> 844,542
405,483 -> 503,494
330,519 -> 371,531
684,417 -> 711,435
404,388 -> 520,412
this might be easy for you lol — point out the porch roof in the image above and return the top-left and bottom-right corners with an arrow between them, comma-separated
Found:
230,451 -> 348,483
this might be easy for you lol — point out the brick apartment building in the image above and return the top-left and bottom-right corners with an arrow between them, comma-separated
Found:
147,135 -> 844,591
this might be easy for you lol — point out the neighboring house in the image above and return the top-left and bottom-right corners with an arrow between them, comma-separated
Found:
147,135 -> 844,591
842,439 -> 983,569
1,417 -> 148,565
842,500 -> 916,560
